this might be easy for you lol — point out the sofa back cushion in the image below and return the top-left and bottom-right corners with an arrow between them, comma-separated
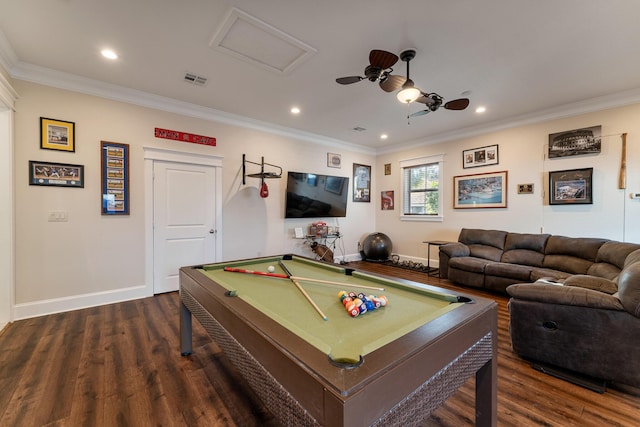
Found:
587,241 -> 640,280
501,233 -> 550,267
458,228 -> 507,262
542,236 -> 608,275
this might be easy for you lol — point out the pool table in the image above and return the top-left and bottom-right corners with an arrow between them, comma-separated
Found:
180,255 -> 497,426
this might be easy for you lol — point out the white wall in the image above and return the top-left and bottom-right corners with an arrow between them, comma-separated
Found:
10,77 -> 640,320
12,81 -> 375,317
375,104 -> 640,263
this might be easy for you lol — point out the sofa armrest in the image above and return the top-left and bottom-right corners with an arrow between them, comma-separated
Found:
438,242 -> 469,279
506,283 -> 625,312
439,242 -> 470,258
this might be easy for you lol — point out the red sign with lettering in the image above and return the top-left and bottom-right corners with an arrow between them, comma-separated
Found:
154,127 -> 216,146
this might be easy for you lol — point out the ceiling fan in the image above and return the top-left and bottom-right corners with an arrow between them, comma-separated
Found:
336,49 -> 470,117
335,49 -> 406,93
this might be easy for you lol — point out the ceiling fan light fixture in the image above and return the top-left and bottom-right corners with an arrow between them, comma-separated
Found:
396,84 -> 421,103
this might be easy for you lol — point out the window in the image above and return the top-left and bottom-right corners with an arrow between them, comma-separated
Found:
399,154 -> 444,221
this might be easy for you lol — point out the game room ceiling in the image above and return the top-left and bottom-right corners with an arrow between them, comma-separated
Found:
1,0 -> 640,149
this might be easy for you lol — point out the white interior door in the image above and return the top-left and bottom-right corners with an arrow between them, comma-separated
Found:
153,160 -> 216,293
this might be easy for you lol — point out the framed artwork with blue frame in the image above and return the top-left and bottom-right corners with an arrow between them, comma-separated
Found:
101,141 -> 130,215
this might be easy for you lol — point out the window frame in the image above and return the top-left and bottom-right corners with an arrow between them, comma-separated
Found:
399,154 -> 444,222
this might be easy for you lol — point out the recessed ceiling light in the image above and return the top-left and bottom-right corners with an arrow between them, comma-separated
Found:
290,107 -> 301,114
380,134 -> 388,140
101,49 -> 118,60
475,106 -> 487,113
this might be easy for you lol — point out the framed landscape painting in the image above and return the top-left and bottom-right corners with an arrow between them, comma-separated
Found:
454,171 -> 508,209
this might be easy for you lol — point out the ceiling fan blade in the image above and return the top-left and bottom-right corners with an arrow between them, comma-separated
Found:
444,98 -> 470,110
336,76 -> 364,85
415,94 -> 435,105
410,109 -> 432,118
379,74 -> 406,92
369,50 -> 398,70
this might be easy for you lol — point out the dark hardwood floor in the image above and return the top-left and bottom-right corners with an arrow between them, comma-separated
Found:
1,261 -> 638,426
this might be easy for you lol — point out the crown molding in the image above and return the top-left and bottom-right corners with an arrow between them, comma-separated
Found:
7,60 -> 375,155
377,87 -> 640,154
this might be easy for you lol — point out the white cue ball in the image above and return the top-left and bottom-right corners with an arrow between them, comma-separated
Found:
267,265 -> 275,273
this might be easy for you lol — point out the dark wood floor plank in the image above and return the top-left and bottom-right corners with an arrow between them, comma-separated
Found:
1,261 -> 639,426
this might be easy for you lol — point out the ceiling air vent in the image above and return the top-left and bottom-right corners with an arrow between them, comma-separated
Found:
183,72 -> 208,86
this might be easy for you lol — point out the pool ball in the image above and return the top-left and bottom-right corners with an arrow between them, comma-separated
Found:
267,265 -> 275,273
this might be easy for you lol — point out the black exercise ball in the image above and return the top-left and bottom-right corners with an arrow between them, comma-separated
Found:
362,232 -> 392,261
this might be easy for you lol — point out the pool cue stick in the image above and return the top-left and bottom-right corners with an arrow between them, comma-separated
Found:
223,267 -> 384,291
619,132 -> 627,189
278,260 -> 328,321
223,267 -> 288,278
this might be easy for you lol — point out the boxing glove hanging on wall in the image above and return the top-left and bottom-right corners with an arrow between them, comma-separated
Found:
260,181 -> 269,198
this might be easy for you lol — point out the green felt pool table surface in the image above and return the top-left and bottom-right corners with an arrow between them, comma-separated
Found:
199,255 -> 464,363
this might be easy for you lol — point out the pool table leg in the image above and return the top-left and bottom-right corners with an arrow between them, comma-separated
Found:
180,301 -> 193,356
475,357 -> 497,427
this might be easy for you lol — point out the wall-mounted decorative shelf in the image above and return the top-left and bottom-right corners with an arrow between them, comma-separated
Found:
242,154 -> 282,185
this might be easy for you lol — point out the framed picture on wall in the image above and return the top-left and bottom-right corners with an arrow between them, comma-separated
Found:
40,117 -> 75,152
462,144 -> 498,168
353,163 -> 371,202
549,168 -> 593,205
327,153 -> 341,168
29,160 -> 84,187
101,141 -> 130,215
548,126 -> 601,158
454,171 -> 508,209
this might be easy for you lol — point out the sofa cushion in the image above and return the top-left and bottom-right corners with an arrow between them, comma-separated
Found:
624,248 -> 640,267
504,233 -> 550,252
458,228 -> 507,249
502,249 -> 545,267
563,274 -> 617,294
544,236 -> 607,261
449,256 -> 493,273
586,241 -> 640,280
530,268 -> 571,282
458,228 -> 507,261
484,262 -> 532,281
500,233 -> 549,267
596,241 -> 640,269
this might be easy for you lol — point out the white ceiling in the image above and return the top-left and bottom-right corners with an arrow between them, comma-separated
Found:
2,0 -> 640,151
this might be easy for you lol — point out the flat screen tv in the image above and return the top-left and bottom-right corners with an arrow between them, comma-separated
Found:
285,172 -> 349,218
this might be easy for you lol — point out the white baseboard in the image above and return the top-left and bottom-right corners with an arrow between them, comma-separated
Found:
13,285 -> 151,320
335,253 -> 438,268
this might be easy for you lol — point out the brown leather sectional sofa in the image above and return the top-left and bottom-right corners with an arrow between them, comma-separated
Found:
439,228 -> 640,388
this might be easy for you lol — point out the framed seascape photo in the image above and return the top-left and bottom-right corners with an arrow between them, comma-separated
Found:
40,117 -> 75,152
549,168 -> 593,205
327,153 -> 341,168
353,163 -> 371,202
454,171 -> 508,209
548,126 -> 601,158
462,144 -> 498,168
29,160 -> 84,188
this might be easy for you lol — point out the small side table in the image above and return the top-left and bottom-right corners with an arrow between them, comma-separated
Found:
422,240 -> 452,276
